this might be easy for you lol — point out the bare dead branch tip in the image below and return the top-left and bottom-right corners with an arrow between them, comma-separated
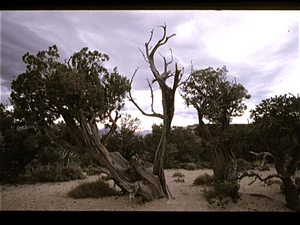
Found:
128,68 -> 164,119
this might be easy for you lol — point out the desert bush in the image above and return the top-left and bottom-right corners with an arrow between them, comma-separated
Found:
236,158 -> 253,172
30,165 -> 85,182
174,178 -> 185,182
193,173 -> 214,186
172,172 -> 185,178
67,178 -> 122,199
202,180 -> 240,206
197,161 -> 212,169
180,162 -> 198,170
61,165 -> 85,180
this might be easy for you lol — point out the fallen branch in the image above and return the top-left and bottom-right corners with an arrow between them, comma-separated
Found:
249,151 -> 275,167
238,170 -> 280,185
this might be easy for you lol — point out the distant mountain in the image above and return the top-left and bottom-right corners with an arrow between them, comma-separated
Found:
136,130 -> 152,136
98,128 -> 152,137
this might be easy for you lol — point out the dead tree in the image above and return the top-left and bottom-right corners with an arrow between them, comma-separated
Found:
249,151 -> 275,167
128,23 -> 183,200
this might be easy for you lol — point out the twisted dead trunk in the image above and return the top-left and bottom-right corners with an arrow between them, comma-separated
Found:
129,24 -> 182,201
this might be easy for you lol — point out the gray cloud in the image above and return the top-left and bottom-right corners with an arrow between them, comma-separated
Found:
1,11 -> 299,128
0,16 -> 56,103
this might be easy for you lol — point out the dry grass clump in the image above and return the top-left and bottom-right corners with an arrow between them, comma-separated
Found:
68,178 -> 122,199
193,173 -> 214,186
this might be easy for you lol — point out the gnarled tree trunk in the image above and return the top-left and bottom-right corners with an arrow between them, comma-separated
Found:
153,94 -> 174,198
198,115 -> 239,200
45,111 -> 166,201
275,156 -> 300,211
129,24 -> 182,201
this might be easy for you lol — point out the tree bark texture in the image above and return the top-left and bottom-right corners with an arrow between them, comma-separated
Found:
129,24 -> 182,200
44,110 -> 166,201
79,111 -> 166,201
198,118 -> 239,199
275,159 -> 300,211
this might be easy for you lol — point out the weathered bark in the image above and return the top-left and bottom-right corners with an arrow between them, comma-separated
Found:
128,24 -> 182,201
78,110 -> 166,201
44,109 -> 166,201
198,116 -> 239,200
275,158 -> 300,211
153,111 -> 173,198
210,146 -> 238,182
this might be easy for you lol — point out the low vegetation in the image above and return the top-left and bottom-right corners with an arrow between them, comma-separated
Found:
193,173 -> 214,186
30,165 -> 85,183
1,165 -> 85,184
172,172 -> 185,178
67,178 -> 122,199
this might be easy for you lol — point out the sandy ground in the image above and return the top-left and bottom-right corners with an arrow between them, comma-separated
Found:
0,166 -> 294,211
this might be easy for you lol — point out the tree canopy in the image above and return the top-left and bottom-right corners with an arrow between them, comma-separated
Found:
181,66 -> 251,130
250,93 -> 300,211
11,45 -> 130,129
9,45 -> 170,201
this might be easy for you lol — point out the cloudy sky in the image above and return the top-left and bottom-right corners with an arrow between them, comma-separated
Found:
1,11 -> 299,130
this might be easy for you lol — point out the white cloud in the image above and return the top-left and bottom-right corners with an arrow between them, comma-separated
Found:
207,11 -> 299,63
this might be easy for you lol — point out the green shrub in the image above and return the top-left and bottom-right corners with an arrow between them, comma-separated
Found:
174,178 -> 185,182
30,165 -> 85,182
236,158 -> 253,172
193,173 -> 214,186
197,161 -> 212,169
61,165 -> 85,180
181,162 -> 197,170
68,178 -> 122,199
172,172 -> 185,178
202,180 -> 240,206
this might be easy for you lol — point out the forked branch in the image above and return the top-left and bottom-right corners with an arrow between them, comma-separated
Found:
142,23 -> 176,84
128,68 -> 164,119
101,111 -> 121,145
249,151 -> 275,167
238,170 -> 280,185
159,48 -> 173,73
147,78 -> 160,116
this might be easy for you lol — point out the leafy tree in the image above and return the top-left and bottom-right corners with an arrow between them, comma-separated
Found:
181,66 -> 250,201
143,123 -> 164,163
143,124 -> 206,168
250,94 -> 300,211
34,122 -> 81,168
106,114 -> 145,160
10,45 -> 166,201
167,126 -> 203,167
0,103 -> 50,181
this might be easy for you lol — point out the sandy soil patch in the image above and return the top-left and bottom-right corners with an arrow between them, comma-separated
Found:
0,166 -> 293,211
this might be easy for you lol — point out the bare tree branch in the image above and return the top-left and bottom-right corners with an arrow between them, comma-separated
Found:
101,111 -> 121,145
128,68 -> 164,119
44,126 -> 91,158
138,47 -> 149,63
172,63 -> 183,90
249,151 -> 275,167
159,48 -> 173,73
238,170 -> 281,185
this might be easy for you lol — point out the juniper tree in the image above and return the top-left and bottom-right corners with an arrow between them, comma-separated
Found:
10,45 -> 166,201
